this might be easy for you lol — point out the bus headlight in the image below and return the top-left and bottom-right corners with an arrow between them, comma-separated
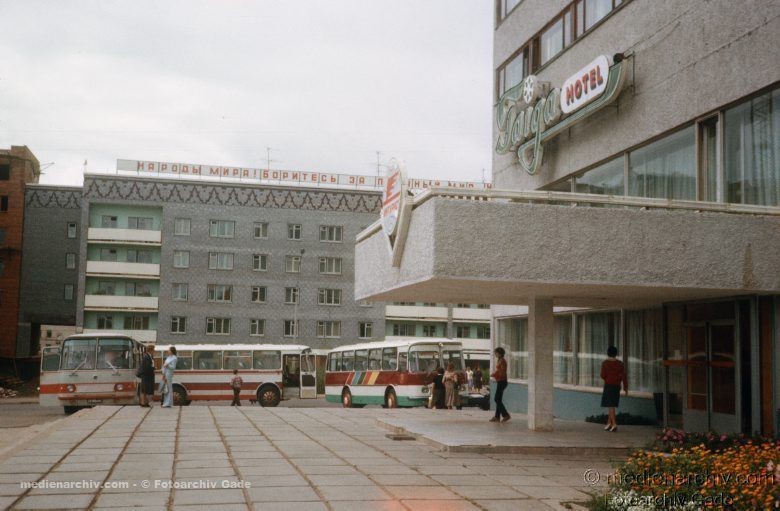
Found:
66,384 -> 76,393
421,386 -> 429,393
114,383 -> 124,391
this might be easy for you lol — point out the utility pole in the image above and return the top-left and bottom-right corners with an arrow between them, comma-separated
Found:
265,147 -> 280,172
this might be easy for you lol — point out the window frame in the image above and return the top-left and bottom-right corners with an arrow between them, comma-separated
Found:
65,252 -> 76,270
319,225 -> 343,243
207,284 -> 233,303
253,222 -> 268,239
173,250 -> 190,268
209,219 -> 235,238
359,322 -> 373,339
251,286 -> 267,304
253,254 -> 268,272
66,222 -> 77,239
171,283 -> 188,301
318,257 -> 343,275
250,319 -> 265,337
287,223 -> 302,240
285,255 -> 301,273
208,252 -> 234,270
171,316 -> 187,334
283,319 -> 299,338
317,288 -> 342,306
174,218 -> 191,236
206,317 -> 232,335
284,287 -> 299,305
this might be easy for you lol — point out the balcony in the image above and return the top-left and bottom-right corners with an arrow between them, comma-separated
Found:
84,295 -> 158,312
452,307 -> 491,322
385,305 -> 448,321
87,228 -> 161,245
86,261 -> 160,279
82,329 -> 157,345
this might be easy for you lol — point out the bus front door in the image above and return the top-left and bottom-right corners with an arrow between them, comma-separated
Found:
282,354 -> 300,399
300,353 -> 317,399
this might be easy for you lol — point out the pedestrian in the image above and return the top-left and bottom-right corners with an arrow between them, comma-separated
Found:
600,345 -> 628,432
432,367 -> 445,409
473,363 -> 483,391
230,369 -> 243,406
443,362 -> 458,410
490,347 -> 510,423
466,367 -> 474,391
138,344 -> 155,408
160,346 -> 178,408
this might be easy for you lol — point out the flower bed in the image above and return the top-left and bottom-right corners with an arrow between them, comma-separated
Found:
587,430 -> 779,510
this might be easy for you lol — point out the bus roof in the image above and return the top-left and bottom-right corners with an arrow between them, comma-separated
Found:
153,343 -> 310,352
326,338 -> 463,353
64,333 -> 137,340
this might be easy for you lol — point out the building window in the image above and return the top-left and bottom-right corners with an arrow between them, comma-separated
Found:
359,300 -> 373,307
359,322 -> 373,339
97,314 -> 113,329
101,215 -> 117,228
283,320 -> 299,337
582,0 -> 615,32
253,254 -> 268,271
207,284 -> 233,303
251,286 -> 267,303
319,225 -> 343,242
628,126 -> 696,200
476,325 -> 491,339
455,325 -> 471,338
285,255 -> 301,273
124,314 -> 150,330
67,222 -> 77,239
422,324 -> 438,337
171,316 -> 187,334
392,323 -> 416,336
574,157 -> 624,195
287,224 -> 302,240
0,164 -> 8,180
65,253 -> 76,270
250,319 -> 265,337
317,288 -> 342,306
173,250 -> 190,268
725,88 -> 780,206
98,281 -> 116,295
539,16 -> 565,66
206,317 -> 231,335
126,282 -> 152,297
476,304 -> 490,309
317,321 -> 341,338
209,220 -> 235,238
554,315 -> 575,385
209,252 -> 234,270
128,217 -> 153,230
497,0 -> 522,22
284,287 -> 299,304
171,283 -> 188,301
0,228 -> 5,244
577,311 -> 619,387
625,309 -> 663,393
64,284 -> 74,301
318,257 -> 342,275
496,318 -> 528,380
100,248 -> 118,261
253,222 -> 268,239
127,249 -> 153,264
174,218 -> 191,236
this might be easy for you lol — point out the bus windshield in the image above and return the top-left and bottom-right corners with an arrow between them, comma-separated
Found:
408,345 -> 440,373
62,339 -> 97,371
97,339 -> 133,370
442,348 -> 464,371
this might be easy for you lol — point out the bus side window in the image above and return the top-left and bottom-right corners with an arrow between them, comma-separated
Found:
355,350 -> 368,371
382,348 -> 397,371
328,353 -> 340,372
368,349 -> 381,370
398,352 -> 408,372
342,351 -> 355,371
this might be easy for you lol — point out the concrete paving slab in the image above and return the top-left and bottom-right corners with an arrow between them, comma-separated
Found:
369,474 -> 436,486
400,499 -> 480,511
247,485 -> 321,502
327,501 -> 405,511
14,493 -> 94,509
315,484 -> 391,501
307,474 -> 374,486
253,501 -> 327,511
476,499 -> 555,510
172,488 -> 245,506
383,485 -> 461,500
94,490 -> 170,508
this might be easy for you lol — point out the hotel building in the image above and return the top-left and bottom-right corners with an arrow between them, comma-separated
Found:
356,0 -> 779,435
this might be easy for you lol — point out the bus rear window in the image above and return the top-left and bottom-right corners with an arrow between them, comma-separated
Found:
254,350 -> 281,370
194,351 -> 222,370
62,339 -> 97,370
224,351 -> 252,370
97,339 -> 133,370
341,351 -> 355,371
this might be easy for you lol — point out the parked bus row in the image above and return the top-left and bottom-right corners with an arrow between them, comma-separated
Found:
39,334 -> 487,413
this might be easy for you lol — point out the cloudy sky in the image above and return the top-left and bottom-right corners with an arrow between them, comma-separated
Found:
0,1 -> 494,186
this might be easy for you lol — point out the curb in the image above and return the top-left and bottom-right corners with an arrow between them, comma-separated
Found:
375,418 -> 631,456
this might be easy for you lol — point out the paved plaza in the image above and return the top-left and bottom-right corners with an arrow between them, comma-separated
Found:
0,405 -> 635,510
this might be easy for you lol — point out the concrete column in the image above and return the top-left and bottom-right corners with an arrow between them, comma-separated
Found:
527,297 -> 554,431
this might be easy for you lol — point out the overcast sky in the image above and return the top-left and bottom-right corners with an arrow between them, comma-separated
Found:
0,1 -> 494,186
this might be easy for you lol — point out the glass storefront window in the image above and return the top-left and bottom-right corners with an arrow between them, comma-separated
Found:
628,126 -> 696,200
576,312 -> 618,387
625,309 -> 662,393
496,318 -> 527,380
553,316 -> 574,385
725,88 -> 779,206
575,157 -> 624,195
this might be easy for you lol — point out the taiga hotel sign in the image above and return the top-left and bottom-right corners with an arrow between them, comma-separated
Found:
495,54 -> 627,175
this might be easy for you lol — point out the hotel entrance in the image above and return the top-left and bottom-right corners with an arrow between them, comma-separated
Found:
683,322 -> 739,433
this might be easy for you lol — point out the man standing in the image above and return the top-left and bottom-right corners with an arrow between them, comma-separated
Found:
230,369 -> 243,406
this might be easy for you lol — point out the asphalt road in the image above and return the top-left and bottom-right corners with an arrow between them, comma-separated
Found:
0,404 -> 64,428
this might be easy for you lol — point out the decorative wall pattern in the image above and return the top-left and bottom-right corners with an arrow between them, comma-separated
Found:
25,187 -> 82,209
83,177 -> 382,213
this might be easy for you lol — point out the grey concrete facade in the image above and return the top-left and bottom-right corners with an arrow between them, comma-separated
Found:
76,175 -> 385,350
16,185 -> 81,358
493,0 -> 780,190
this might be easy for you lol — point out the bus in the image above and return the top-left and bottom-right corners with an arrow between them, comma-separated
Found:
153,344 -> 316,406
325,339 -> 465,408
39,333 -> 145,413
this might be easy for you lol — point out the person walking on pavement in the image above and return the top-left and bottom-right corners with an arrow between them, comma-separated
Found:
138,344 -> 155,407
490,347 -> 510,423
443,362 -> 458,410
600,345 -> 628,432
160,346 -> 178,408
230,369 -> 243,406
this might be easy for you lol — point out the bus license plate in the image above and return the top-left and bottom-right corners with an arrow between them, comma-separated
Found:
86,399 -> 103,405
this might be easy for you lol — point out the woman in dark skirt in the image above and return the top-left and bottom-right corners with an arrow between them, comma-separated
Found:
139,344 -> 155,407
600,345 -> 627,432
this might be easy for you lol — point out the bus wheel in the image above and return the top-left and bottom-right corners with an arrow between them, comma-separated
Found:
257,385 -> 280,407
341,388 -> 353,408
384,388 -> 397,409
172,386 -> 188,406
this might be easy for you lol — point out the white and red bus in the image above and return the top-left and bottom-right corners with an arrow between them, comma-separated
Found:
153,344 -> 316,406
39,333 -> 144,413
325,339 -> 465,408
